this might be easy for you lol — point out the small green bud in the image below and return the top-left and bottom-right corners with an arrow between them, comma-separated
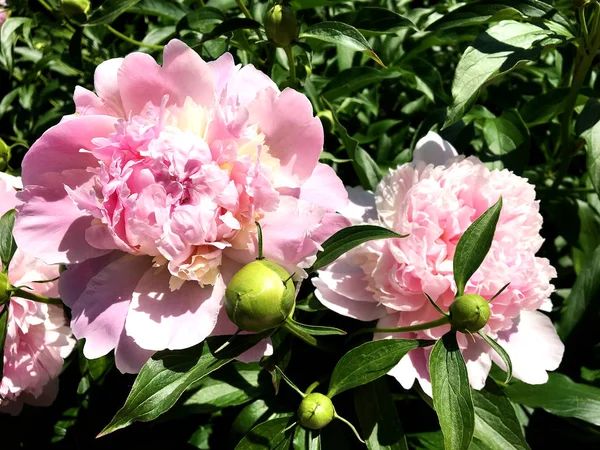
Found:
264,4 -> 299,48
0,138 -> 10,171
60,0 -> 91,17
297,393 -> 334,430
225,260 -> 295,332
449,294 -> 490,333
0,272 -> 11,305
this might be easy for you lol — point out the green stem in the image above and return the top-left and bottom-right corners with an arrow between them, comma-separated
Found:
351,316 -> 450,338
12,288 -> 62,305
104,25 -> 165,51
305,381 -> 319,395
236,0 -> 253,20
284,46 -> 297,86
282,317 -> 322,348
255,221 -> 264,260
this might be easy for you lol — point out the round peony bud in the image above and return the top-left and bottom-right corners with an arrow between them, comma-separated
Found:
297,393 -> 335,429
448,294 -> 491,333
264,4 -> 299,48
60,0 -> 90,17
225,260 -> 295,332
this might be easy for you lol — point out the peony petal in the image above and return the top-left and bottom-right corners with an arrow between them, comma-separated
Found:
313,277 -> 385,321
74,86 -> 113,116
299,163 -> 348,212
68,255 -> 151,359
495,310 -> 564,385
118,40 -> 215,114
248,88 -> 323,186
126,268 -> 224,351
20,115 -> 115,187
338,186 -> 378,225
459,334 -> 492,390
225,63 -> 278,107
9,249 -> 60,297
207,52 -> 238,98
413,131 -> 458,166
94,58 -> 125,116
114,329 -> 155,374
0,172 -> 22,215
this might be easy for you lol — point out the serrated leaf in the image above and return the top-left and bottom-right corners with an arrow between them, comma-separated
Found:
472,381 -> 530,450
98,332 -> 269,436
300,21 -> 385,67
309,225 -> 404,273
327,339 -> 432,398
430,332 -> 474,450
503,373 -> 600,426
354,378 -> 409,450
445,20 -> 558,127
235,416 -> 295,450
453,197 -> 503,296
0,209 -> 17,273
87,0 -> 142,25
333,7 -> 416,34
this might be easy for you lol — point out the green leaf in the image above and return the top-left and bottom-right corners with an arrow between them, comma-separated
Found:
472,381 -> 530,450
292,426 -> 322,450
557,244 -> 600,340
572,200 -> 600,274
87,0 -> 142,25
482,110 -> 530,173
300,22 -> 385,67
177,8 -> 225,34
453,197 -> 503,296
332,7 -> 416,34
445,20 -> 558,127
0,17 -> 32,74
583,100 -> 600,197
129,0 -> 187,20
98,332 -> 269,436
0,305 -> 8,380
430,332 -> 475,450
407,431 -> 445,450
0,209 -> 17,273
327,339 -> 432,398
520,88 -> 569,127
309,225 -> 405,273
235,416 -> 295,450
322,67 -> 401,101
354,378 -> 409,450
188,424 -> 213,449
477,332 -> 512,384
207,18 -> 261,39
427,0 -> 572,35
285,317 -> 346,336
503,373 -> 600,426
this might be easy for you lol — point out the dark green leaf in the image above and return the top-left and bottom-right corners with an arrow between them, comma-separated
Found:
583,100 -> 600,197
235,416 -> 295,450
407,431 -> 445,450
354,378 -> 409,450
310,225 -> 404,273
188,424 -> 212,449
557,244 -> 600,339
503,373 -> 600,426
430,332 -> 474,450
520,88 -> 569,127
232,399 -> 273,439
87,0 -> 142,25
301,22 -> 385,67
322,67 -> 401,101
207,18 -> 261,39
572,200 -> 600,274
327,339 -> 432,398
0,209 -> 17,273
477,332 -> 512,384
453,197 -> 503,296
177,8 -> 225,34
472,381 -> 530,450
99,332 -> 269,436
285,317 -> 346,336
293,426 -> 321,450
129,0 -> 187,20
482,110 -> 530,173
0,305 -> 8,380
332,8 -> 416,34
445,20 -> 557,127
1,17 -> 32,74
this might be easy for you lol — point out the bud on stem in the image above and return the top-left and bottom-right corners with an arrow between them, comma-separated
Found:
448,294 -> 490,333
297,393 -> 335,429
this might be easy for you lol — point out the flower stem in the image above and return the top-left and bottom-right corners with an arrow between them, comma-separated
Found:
11,288 -> 62,305
104,25 -> 165,51
284,46 -> 297,87
236,0 -> 253,20
350,316 -> 450,339
255,221 -> 264,260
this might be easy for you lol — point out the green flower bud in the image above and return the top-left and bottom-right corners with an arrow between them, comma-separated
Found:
60,0 -> 91,17
225,260 -> 295,332
264,4 -> 299,48
448,294 -> 490,333
297,393 -> 335,430
0,272 -> 11,305
0,138 -> 10,171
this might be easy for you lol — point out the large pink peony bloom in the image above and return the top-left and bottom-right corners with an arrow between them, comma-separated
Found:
0,173 -> 76,415
0,1 -> 7,29
14,40 -> 348,373
314,132 -> 564,394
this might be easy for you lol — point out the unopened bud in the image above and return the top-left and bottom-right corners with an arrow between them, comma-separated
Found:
60,0 -> 90,17
0,138 -> 10,171
225,260 -> 295,332
297,393 -> 334,430
448,294 -> 490,333
264,4 -> 299,48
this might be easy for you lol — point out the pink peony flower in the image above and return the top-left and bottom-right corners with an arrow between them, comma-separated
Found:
0,1 -> 7,30
14,40 -> 348,373
0,173 -> 76,415
314,132 -> 564,394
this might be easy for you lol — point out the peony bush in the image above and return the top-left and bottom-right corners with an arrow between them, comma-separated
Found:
1,0 -> 599,449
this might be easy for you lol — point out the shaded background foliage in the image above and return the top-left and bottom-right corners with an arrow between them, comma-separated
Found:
1,0 -> 600,448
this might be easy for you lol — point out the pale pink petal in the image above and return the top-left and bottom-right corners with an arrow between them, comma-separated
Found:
225,64 -> 278,107
248,88 -> 323,186
495,311 -> 564,385
413,131 -> 458,166
338,186 -> 377,225
0,172 -> 22,215
459,334 -> 492,390
74,86 -> 113,116
8,249 -> 59,297
94,58 -> 125,116
207,52 -> 238,97
114,330 -> 155,374
19,115 -> 115,186
126,268 -> 225,351
299,163 -> 348,212
68,255 -> 151,359
312,277 -> 385,321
